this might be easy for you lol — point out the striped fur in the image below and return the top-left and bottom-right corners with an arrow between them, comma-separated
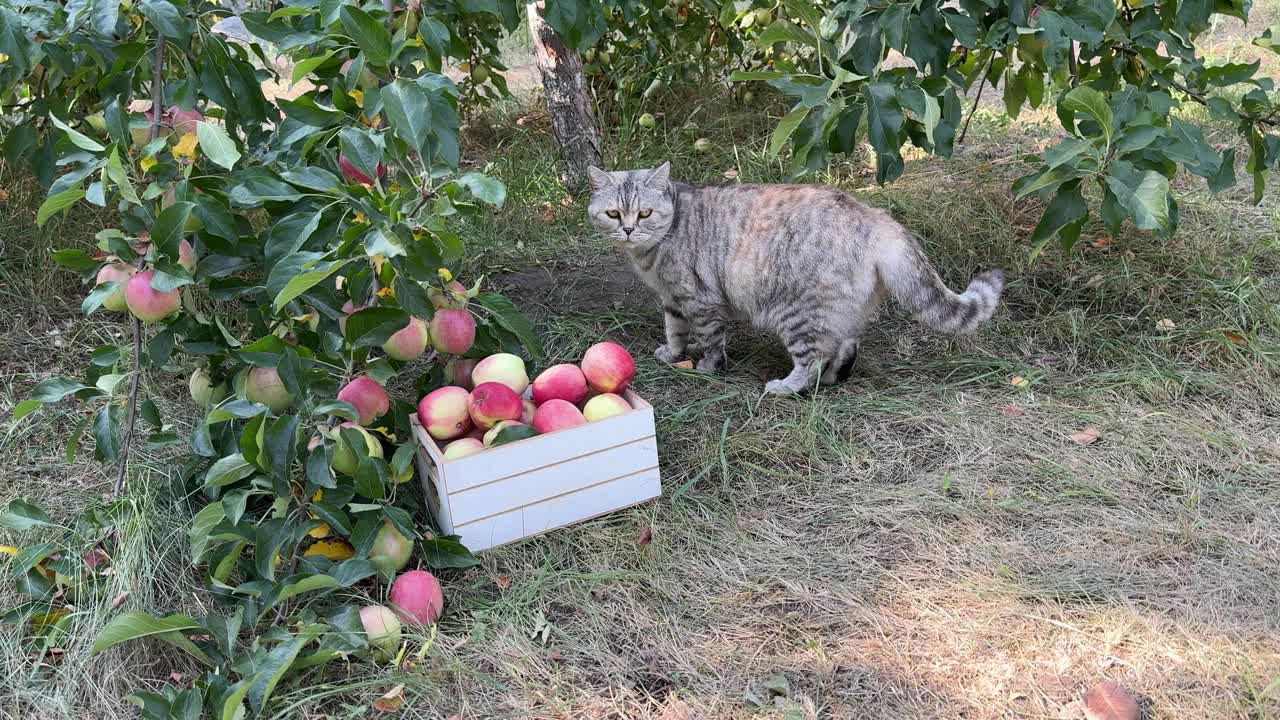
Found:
587,163 -> 1005,395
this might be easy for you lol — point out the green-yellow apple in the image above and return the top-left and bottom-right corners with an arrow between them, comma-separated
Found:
95,263 -> 135,312
369,520 -> 413,575
245,366 -> 292,412
360,605 -> 402,661
471,353 -> 528,395
444,437 -> 484,458
331,422 -> 383,476
417,386 -> 472,440
189,368 -> 228,408
583,393 -> 631,421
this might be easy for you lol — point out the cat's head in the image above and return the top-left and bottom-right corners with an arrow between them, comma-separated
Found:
586,163 -> 675,250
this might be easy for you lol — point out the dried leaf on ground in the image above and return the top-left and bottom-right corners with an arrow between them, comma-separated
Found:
1155,318 -> 1176,331
1010,375 -> 1030,388
672,360 -> 694,369
1223,330 -> 1248,346
1070,427 -> 1102,446
1082,681 -> 1139,720
494,575 -> 511,590
374,684 -> 405,713
637,526 -> 653,546
999,404 -> 1025,417
110,592 -> 130,609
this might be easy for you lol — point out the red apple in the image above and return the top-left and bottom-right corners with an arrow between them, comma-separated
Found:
338,153 -> 386,185
360,605 -> 402,661
583,392 -> 631,421
177,238 -> 197,272
417,386 -> 472,440
125,270 -> 180,323
167,106 -> 203,135
443,437 -> 484,459
390,570 -> 444,625
581,341 -> 635,393
244,366 -> 292,412
95,263 -> 135,312
430,308 -> 476,355
336,375 -> 390,425
339,299 -> 365,336
532,399 -> 587,434
531,364 -> 588,406
382,316 -> 430,361
471,353 -> 529,395
467,382 -> 522,429
445,357 -> 478,389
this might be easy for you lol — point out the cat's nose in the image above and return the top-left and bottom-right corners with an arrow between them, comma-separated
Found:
622,226 -> 635,236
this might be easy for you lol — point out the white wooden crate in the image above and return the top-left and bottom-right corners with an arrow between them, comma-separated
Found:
410,389 -> 661,552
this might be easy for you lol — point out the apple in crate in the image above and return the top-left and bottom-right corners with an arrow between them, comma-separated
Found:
360,605 -> 402,661
532,399 -> 586,434
583,393 -> 631,421
444,437 -> 484,459
531,363 -> 588,406
468,382 -> 522,429
581,341 -> 635,393
471,353 -> 529,394
417,386 -> 472,440
336,375 -> 389,425
390,570 -> 444,625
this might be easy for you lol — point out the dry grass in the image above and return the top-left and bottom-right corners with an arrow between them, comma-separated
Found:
4,8 -> 1280,720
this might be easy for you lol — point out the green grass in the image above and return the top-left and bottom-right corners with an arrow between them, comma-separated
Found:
5,17 -> 1280,720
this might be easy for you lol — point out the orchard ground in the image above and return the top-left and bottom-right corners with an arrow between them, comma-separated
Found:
3,10 -> 1280,720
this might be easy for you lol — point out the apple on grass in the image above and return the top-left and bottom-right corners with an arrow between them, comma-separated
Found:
471,353 -> 529,395
581,341 -> 635,394
390,570 -> 444,625
417,386 -> 472,440
369,520 -> 413,576
583,393 -> 631,421
532,399 -> 587,434
125,270 -> 181,323
531,364 -> 588,406
360,605 -> 402,661
337,375 -> 390,425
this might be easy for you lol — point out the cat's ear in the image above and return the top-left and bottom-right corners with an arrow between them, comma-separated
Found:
646,162 -> 672,190
587,166 -> 613,192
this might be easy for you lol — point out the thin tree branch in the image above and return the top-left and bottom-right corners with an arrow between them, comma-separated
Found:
115,40 -> 165,498
1115,45 -> 1279,128
959,57 -> 994,146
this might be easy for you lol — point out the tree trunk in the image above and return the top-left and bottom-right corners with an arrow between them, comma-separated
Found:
526,0 -> 602,194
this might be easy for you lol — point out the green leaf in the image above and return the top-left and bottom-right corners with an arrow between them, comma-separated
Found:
337,127 -> 383,188
196,122 -> 241,170
382,79 -> 432,155
354,455 -> 388,500
93,404 -> 120,463
49,114 -> 106,153
1105,169 -> 1171,233
278,95 -> 345,128
106,148 -> 140,205
28,377 -> 95,403
140,0 -> 190,42
456,172 -> 506,208
1060,85 -> 1113,145
272,255 -> 348,312
340,5 -> 392,66
420,536 -> 480,569
189,502 -> 226,564
310,501 -> 351,536
942,9 -> 978,48
343,307 -> 410,348
206,453 -> 256,487
491,423 -> 539,446
51,249 -> 100,272
220,678 -> 255,720
13,400 -> 42,421
1012,164 -> 1085,200
769,106 -> 812,159
1115,125 -> 1162,153
1028,179 -> 1088,258
291,49 -> 340,85
755,19 -> 816,48
0,499 -> 53,531
264,574 -> 339,610
364,227 -> 406,258
208,400 -> 268,424
36,186 -> 87,227
862,82 -> 905,184
729,70 -> 789,82
473,292 -> 543,359
91,612 -> 205,655
151,201 -> 196,260
1200,60 -> 1259,87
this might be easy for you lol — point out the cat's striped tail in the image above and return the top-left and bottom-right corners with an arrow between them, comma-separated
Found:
877,235 -> 1004,335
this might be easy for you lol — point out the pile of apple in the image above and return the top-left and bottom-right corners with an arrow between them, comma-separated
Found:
417,341 -> 638,458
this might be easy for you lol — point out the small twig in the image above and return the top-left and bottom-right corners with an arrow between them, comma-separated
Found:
1115,45 -> 1279,128
116,40 -> 165,498
958,57 -> 994,146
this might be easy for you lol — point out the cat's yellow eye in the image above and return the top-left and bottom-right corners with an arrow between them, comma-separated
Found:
638,209 -> 653,219
606,210 -> 620,219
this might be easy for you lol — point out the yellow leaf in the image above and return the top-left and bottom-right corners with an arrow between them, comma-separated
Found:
0,53 -> 10,64
172,133 -> 199,162
1155,318 -> 1176,331
1069,426 -> 1101,446
377,286 -> 395,298
373,684 -> 405,713
437,267 -> 453,282
139,156 -> 158,173
304,539 -> 355,561
350,89 -> 364,108
0,545 -> 18,557
353,212 -> 368,225
31,608 -> 70,632
311,488 -> 325,502
307,518 -> 331,539
1010,375 -> 1030,388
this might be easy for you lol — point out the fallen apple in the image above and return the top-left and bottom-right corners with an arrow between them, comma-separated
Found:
360,605 -> 402,661
390,569 -> 444,625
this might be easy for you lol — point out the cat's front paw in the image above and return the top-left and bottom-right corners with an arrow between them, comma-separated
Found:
696,355 -> 723,373
764,378 -> 799,396
654,344 -> 680,364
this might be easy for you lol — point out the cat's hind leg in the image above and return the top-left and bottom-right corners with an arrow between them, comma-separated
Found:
820,339 -> 859,385
765,320 -> 837,396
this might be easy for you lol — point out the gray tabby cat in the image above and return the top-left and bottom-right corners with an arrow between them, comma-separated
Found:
586,162 -> 1005,395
